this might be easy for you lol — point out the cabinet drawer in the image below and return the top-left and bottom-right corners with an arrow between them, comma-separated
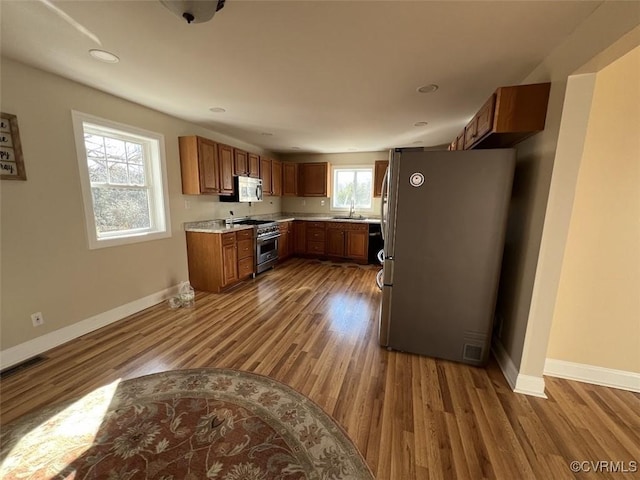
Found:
238,257 -> 254,277
306,221 -> 326,229
237,238 -> 254,259
278,222 -> 291,233
326,222 -> 346,230
307,241 -> 325,254
307,228 -> 325,241
236,229 -> 253,240
344,223 -> 368,231
221,232 -> 235,245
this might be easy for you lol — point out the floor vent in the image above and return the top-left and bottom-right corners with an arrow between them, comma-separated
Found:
463,344 -> 484,363
0,355 -> 47,379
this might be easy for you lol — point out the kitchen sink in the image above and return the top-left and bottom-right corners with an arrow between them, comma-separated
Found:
332,215 -> 367,220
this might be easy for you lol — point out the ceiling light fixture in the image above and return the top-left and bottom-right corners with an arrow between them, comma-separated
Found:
160,0 -> 226,24
414,121 -> 429,127
417,84 -> 439,94
209,107 -> 226,113
89,49 -> 119,63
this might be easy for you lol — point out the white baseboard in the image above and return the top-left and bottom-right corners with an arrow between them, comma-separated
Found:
492,338 -> 548,398
0,285 -> 179,370
545,358 -> 640,393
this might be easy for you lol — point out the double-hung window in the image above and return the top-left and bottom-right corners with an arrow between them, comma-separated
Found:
72,111 -> 171,249
331,166 -> 373,211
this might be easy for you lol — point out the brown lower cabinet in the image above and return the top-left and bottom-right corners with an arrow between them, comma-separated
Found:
325,222 -> 368,263
293,220 -> 369,263
293,221 -> 306,254
186,229 -> 254,293
186,220 -> 372,292
278,221 -> 294,261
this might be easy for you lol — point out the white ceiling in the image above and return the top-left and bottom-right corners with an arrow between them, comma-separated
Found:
1,0 -> 604,154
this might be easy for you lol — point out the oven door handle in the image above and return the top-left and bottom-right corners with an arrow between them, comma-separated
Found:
257,233 -> 281,244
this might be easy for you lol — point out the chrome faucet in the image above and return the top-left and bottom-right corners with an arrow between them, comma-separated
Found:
349,198 -> 355,218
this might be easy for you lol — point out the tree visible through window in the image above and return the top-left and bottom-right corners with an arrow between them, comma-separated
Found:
332,168 -> 372,210
72,111 -> 171,249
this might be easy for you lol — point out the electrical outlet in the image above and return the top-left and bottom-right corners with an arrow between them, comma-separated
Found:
31,312 -> 44,327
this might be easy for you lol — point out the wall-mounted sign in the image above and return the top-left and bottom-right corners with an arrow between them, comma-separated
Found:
0,113 -> 26,181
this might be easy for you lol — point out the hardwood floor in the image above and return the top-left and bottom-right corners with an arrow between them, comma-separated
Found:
2,258 -> 639,479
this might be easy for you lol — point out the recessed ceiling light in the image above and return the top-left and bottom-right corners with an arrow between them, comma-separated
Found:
260,132 -> 273,136
209,107 -> 226,113
414,121 -> 429,127
347,148 -> 358,151
412,141 -> 423,144
417,84 -> 439,94
89,49 -> 119,63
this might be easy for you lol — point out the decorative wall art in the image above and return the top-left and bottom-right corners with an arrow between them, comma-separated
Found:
0,112 -> 26,180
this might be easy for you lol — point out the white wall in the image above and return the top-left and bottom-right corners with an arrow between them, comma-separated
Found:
547,46 -> 640,373
0,58 -> 279,356
493,2 -> 640,394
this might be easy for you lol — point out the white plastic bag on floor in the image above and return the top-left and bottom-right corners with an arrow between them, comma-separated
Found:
178,281 -> 195,308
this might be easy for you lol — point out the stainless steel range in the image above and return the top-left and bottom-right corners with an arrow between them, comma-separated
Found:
226,218 -> 280,274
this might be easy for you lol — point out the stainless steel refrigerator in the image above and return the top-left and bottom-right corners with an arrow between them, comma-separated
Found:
377,147 -> 515,366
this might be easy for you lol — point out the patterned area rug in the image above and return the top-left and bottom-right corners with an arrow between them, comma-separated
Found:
1,369 -> 373,479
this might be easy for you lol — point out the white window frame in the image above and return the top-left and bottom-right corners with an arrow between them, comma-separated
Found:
330,165 -> 374,213
71,110 -> 171,249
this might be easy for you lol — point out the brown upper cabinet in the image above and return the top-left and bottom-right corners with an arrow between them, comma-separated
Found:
299,162 -> 330,197
248,153 -> 260,178
282,162 -> 298,196
217,143 -> 235,195
373,160 -> 389,197
233,148 -> 248,176
271,159 -> 282,196
260,157 -> 272,195
453,82 -> 551,150
179,136 -> 220,194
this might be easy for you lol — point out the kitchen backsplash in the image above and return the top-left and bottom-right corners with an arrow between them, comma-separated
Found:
281,196 -> 382,217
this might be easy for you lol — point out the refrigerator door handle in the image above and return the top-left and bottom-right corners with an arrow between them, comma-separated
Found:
377,249 -> 384,264
380,167 -> 389,242
375,269 -> 383,290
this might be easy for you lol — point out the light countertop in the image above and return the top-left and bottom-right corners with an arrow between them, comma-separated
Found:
184,214 -> 380,233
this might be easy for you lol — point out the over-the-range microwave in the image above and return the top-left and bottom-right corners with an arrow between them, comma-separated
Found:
220,175 -> 263,203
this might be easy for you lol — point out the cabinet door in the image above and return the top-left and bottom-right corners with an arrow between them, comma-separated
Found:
271,159 -> 282,196
293,221 -> 306,254
346,229 -> 368,261
261,157 -> 272,195
222,243 -> 238,285
218,143 -> 235,195
248,153 -> 260,178
278,230 -> 289,260
234,149 -> 248,176
179,136 -> 219,194
455,133 -> 465,151
326,227 -> 345,257
464,118 -> 478,149
197,137 -> 220,194
299,163 -> 329,197
373,160 -> 389,197
475,94 -> 496,140
282,162 -> 298,196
